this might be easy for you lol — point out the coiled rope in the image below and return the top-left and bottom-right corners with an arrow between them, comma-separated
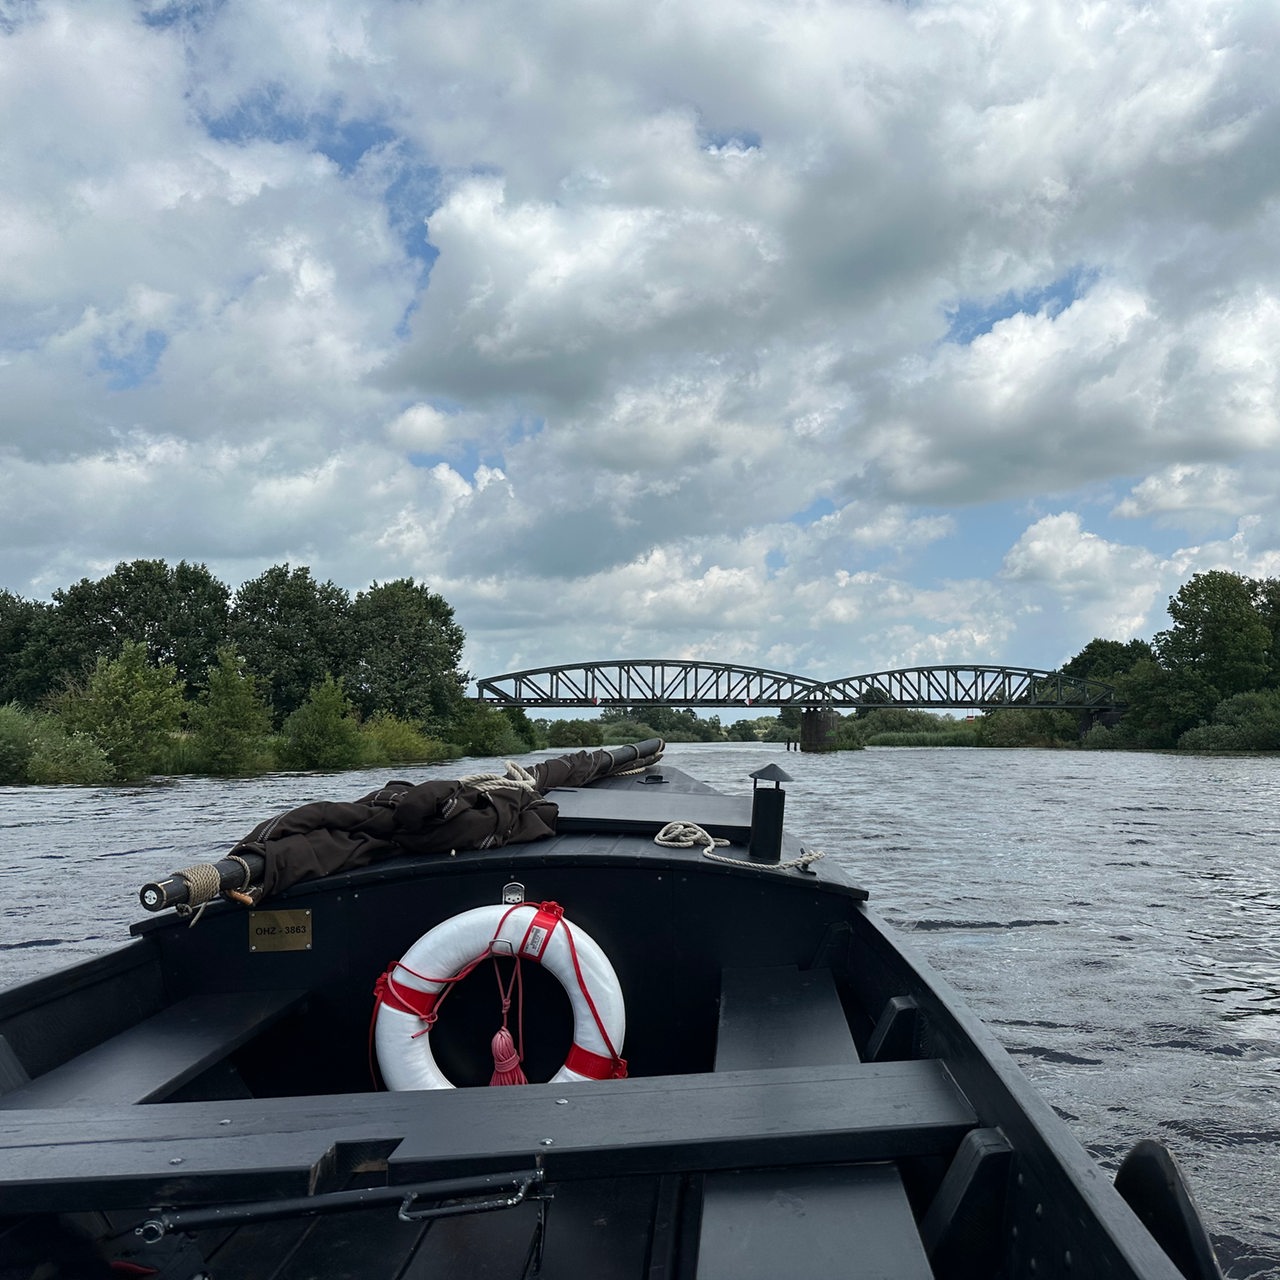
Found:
654,821 -> 826,873
173,853 -> 257,924
458,761 -> 540,794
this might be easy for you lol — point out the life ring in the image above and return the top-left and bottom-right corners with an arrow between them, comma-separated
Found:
374,902 -> 626,1090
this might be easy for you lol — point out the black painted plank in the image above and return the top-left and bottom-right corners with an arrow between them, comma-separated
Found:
714,966 -> 860,1072
271,1182 -> 432,1280
198,1215 -> 320,1280
534,1176 -> 660,1280
403,1201 -> 543,1280
0,1034 -> 29,1094
0,1061 -> 975,1213
0,989 -> 308,1109
696,1164 -> 933,1280
549,788 -> 752,841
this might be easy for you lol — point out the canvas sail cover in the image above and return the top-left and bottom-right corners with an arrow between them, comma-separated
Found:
227,740 -> 665,899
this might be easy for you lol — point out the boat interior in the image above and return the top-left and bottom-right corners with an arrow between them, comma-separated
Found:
0,768 -> 1202,1280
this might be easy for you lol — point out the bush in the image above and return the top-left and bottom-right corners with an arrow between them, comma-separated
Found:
601,718 -> 660,745
445,704 -> 528,757
839,708 -> 959,748
279,675 -> 366,771
55,641 -> 184,780
1081,722 -> 1125,750
0,703 -> 36,783
865,729 -> 981,747
360,713 -> 448,765
546,719 -> 604,748
25,716 -> 113,785
1178,689 -> 1280,752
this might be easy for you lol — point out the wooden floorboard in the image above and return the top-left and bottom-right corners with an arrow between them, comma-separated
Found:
697,1164 -> 934,1280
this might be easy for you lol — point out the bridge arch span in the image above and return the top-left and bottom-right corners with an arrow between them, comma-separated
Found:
474,659 -> 828,708
814,665 -> 1120,710
474,659 -> 1119,711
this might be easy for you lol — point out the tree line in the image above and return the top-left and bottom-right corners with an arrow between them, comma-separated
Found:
4,563 -> 1278,785
0,559 -> 536,784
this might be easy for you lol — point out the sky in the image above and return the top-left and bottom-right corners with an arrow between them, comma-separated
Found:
2,0 -> 1279,693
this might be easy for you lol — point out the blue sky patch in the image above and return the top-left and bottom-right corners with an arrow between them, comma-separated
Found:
200,93 -> 441,277
202,93 -> 402,179
945,267 -> 1098,345
385,155 -> 443,271
137,0 -> 224,31
699,127 -> 762,153
787,497 -> 836,527
202,84 -> 308,147
315,117 -> 397,177
97,329 -> 169,390
407,439 -> 489,484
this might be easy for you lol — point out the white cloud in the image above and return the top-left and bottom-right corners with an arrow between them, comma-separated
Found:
2,0 -> 1280,686
1002,512 -> 1166,641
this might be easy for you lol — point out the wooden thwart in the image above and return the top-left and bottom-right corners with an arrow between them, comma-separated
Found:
0,1060 -> 975,1214
0,989 -> 308,1109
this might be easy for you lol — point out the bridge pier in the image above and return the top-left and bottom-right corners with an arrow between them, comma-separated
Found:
800,708 -> 841,752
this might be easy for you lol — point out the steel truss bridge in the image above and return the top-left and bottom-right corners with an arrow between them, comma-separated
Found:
474,660 -> 1120,712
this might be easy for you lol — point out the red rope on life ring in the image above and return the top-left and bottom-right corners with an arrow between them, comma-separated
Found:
372,902 -> 626,1090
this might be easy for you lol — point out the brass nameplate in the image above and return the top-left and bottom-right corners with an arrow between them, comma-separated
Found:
249,909 -> 312,952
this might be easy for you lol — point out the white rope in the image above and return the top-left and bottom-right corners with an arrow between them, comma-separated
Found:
654,820 -> 729,851
458,761 -> 540,794
654,821 -> 826,873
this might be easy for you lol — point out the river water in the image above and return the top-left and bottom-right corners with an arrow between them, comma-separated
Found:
0,743 -> 1276,1276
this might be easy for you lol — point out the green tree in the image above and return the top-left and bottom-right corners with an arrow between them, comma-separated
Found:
347,579 -> 467,732
1061,637 -> 1153,683
500,706 -> 542,750
230,565 -> 352,726
1111,658 -> 1202,748
186,646 -> 273,775
726,718 -> 760,741
278,675 -> 365,771
37,560 -> 230,700
757,715 -> 793,743
0,592 -> 50,706
1251,577 -> 1280,688
976,708 -> 1078,747
56,640 -> 184,780
1153,571 -> 1271,728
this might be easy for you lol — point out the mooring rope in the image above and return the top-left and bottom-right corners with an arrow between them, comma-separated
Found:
654,820 -> 730,851
654,821 -> 826,873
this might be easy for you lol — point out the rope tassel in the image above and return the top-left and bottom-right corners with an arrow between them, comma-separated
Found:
489,1026 -> 528,1086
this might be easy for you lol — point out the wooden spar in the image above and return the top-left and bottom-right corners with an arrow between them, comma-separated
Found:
138,851 -> 267,911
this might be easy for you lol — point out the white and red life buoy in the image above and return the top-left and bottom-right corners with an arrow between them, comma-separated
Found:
373,901 -> 626,1090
